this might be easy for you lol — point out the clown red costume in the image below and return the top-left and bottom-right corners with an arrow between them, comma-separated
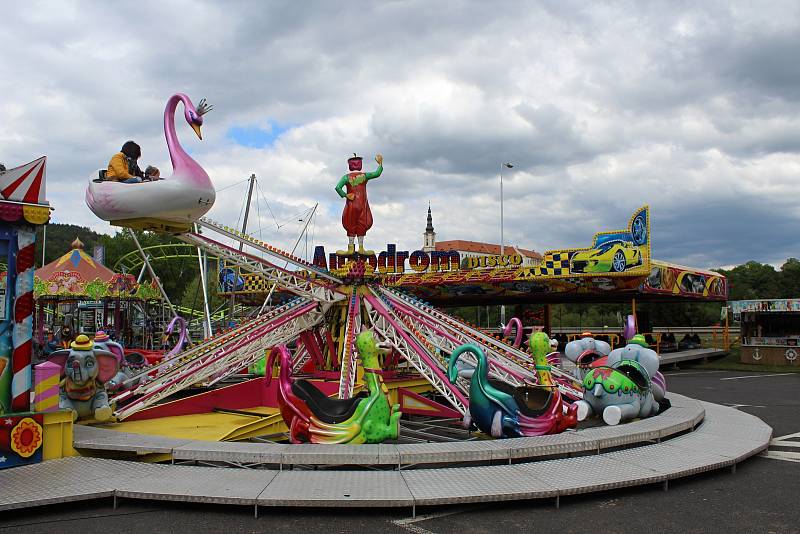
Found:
335,153 -> 383,256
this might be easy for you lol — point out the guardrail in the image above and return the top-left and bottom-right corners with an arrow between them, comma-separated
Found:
482,325 -> 735,352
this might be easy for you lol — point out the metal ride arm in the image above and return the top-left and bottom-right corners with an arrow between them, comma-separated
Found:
197,217 -> 341,284
378,287 -> 582,399
194,223 -> 213,338
128,229 -> 178,318
258,203 -> 318,315
114,300 -> 325,419
364,289 -> 468,414
383,295 -> 527,387
337,288 -> 361,399
291,342 -> 311,374
373,292 -> 472,390
113,296 -> 311,393
178,232 -> 344,304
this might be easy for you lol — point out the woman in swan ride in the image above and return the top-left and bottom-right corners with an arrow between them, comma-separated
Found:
85,94 -> 216,232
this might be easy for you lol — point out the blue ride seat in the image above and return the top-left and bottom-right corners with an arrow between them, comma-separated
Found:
488,379 -> 553,417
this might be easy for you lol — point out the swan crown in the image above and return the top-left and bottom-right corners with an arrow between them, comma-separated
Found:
196,98 -> 213,116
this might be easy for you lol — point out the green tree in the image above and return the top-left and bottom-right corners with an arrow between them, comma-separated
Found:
716,261 -> 781,300
778,258 -> 800,298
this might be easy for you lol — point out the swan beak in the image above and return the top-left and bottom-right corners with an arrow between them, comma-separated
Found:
191,123 -> 203,140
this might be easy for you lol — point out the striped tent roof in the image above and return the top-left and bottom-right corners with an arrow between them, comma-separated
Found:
0,156 -> 48,205
35,237 -> 116,284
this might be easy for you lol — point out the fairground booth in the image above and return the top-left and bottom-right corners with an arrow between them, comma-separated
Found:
0,157 -> 74,468
34,238 -> 163,352
732,299 -> 800,366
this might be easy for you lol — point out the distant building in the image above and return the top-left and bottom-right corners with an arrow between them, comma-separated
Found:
422,204 -> 436,253
436,240 -> 542,268
422,207 -> 541,267
731,299 -> 800,366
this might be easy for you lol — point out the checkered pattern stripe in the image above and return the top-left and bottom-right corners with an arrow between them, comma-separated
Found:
534,252 -> 571,276
240,274 -> 271,292
219,273 -> 273,294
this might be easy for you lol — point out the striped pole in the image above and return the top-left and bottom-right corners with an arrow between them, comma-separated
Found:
12,227 -> 35,412
33,360 -> 61,412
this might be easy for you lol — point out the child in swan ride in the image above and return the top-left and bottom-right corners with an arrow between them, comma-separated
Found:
85,94 -> 215,232
105,141 -> 160,184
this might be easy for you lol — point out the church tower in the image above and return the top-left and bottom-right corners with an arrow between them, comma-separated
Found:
423,204 -> 436,252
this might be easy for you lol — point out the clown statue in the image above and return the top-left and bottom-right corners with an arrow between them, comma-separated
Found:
335,153 -> 383,256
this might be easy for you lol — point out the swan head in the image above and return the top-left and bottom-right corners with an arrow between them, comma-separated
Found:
185,97 -> 213,140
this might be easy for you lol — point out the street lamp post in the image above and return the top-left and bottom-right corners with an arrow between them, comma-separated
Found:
500,162 -> 514,327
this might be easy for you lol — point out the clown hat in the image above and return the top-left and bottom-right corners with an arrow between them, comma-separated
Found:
71,334 -> 94,351
347,153 -> 363,171
627,334 -> 650,348
94,331 -> 110,343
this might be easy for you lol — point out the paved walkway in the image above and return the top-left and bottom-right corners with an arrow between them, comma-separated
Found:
0,397 -> 770,516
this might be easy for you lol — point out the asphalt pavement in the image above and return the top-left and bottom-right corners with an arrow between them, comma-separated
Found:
1,370 -> 798,534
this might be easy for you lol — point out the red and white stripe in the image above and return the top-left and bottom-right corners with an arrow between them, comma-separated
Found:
0,157 -> 47,204
11,228 -> 35,412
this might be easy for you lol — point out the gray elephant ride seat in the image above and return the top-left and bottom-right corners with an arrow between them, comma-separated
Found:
564,335 -> 612,379
46,334 -> 120,422
575,335 -> 667,426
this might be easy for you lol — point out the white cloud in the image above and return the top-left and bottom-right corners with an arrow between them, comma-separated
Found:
1,0 -> 799,268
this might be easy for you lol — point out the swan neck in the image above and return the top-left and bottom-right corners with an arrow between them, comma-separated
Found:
164,94 -> 197,173
474,348 -> 489,381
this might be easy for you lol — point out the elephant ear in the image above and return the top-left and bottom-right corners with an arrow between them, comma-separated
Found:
606,347 -> 626,367
564,340 -> 585,363
636,347 -> 660,377
105,341 -> 125,364
94,350 -> 120,383
594,339 -> 612,356
46,350 -> 71,377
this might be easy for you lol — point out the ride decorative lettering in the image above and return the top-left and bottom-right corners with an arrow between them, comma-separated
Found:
313,244 -> 523,274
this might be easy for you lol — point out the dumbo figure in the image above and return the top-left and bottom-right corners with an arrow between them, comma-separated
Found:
48,334 -> 119,421
564,334 -> 612,379
575,335 -> 666,426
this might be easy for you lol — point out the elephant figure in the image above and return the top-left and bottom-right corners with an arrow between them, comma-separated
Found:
48,334 -> 120,421
564,335 -> 612,379
575,335 -> 665,426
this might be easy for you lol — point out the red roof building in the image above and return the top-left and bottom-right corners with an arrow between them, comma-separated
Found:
436,240 -> 542,266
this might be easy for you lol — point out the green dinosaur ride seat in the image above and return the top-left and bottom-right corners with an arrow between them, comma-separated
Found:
291,379 -> 369,424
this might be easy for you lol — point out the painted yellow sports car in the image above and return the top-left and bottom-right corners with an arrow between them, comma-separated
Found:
570,240 -> 642,274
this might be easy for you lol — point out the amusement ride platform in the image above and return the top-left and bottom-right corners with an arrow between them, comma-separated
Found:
2,97 -> 758,517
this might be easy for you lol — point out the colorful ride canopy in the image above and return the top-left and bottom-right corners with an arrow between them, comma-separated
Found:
34,238 -> 160,301
225,206 -> 727,306
0,157 -> 51,224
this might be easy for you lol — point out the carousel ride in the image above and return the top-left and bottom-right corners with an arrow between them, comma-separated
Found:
77,92 -> 588,443
33,237 -> 165,354
76,92 -> 729,444
0,98 -> 772,516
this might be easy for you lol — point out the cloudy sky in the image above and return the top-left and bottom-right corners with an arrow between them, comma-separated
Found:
2,1 -> 799,269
